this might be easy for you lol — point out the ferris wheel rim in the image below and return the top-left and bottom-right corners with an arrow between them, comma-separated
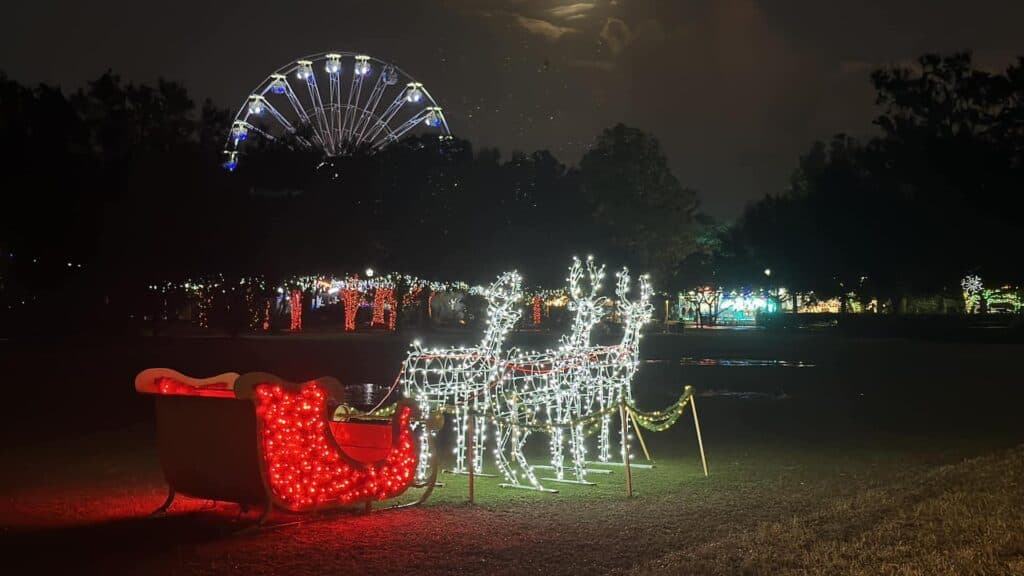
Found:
224,50 -> 452,168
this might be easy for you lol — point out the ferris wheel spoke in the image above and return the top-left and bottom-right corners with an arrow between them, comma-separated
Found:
260,99 -> 295,132
304,75 -> 335,154
343,74 -> 365,146
353,75 -> 388,143
360,92 -> 407,146
282,80 -> 311,125
372,108 -> 432,149
324,54 -> 344,150
246,124 -> 276,141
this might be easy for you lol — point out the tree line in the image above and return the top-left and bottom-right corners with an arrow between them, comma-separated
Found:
698,53 -> 1024,312
2,51 -> 1023,334
0,70 -> 697,332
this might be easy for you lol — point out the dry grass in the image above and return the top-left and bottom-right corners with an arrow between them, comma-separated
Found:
634,446 -> 1024,575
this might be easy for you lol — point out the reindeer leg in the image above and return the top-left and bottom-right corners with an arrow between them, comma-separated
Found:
547,404 -> 565,481
453,404 -> 467,474
493,419 -> 519,485
511,426 -> 554,492
471,400 -> 487,474
598,412 -> 612,463
415,409 -> 434,484
571,423 -> 589,483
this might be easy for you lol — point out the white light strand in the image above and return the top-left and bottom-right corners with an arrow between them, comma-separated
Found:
401,258 -> 653,490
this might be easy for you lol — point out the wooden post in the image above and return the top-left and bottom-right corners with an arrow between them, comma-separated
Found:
628,410 -> 653,463
467,413 -> 475,503
619,402 -> 633,497
690,397 -> 709,477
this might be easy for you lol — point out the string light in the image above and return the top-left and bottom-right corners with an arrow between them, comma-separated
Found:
532,296 -> 542,326
254,383 -> 416,510
962,274 -> 983,313
342,276 -> 361,332
401,258 -> 654,490
289,290 -> 302,332
371,281 -> 396,329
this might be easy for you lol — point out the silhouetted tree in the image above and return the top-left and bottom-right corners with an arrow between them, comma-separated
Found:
580,124 -> 698,282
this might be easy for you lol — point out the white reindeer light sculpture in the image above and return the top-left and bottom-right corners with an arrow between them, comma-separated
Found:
401,272 -> 522,481
493,265 -> 653,490
401,259 -> 653,492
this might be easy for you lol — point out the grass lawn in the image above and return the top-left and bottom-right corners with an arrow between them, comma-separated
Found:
2,423 -> 1021,575
1,330 -> 1023,574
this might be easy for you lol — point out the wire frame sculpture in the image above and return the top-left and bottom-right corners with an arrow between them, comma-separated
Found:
401,259 -> 653,491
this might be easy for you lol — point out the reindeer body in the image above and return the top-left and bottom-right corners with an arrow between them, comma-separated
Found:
401,262 -> 652,492
401,272 -> 522,480
492,264 -> 653,490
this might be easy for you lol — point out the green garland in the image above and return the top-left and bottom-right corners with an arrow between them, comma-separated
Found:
332,402 -> 399,420
437,385 -> 695,433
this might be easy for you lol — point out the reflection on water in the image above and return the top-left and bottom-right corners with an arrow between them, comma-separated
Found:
698,389 -> 790,400
644,358 -> 816,368
637,357 -> 813,402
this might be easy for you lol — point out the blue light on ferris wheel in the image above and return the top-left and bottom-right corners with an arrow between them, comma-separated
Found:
223,159 -> 238,172
424,109 -> 442,127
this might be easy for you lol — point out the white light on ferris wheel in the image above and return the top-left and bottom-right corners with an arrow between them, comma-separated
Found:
247,96 -> 264,115
424,107 -> 443,127
296,60 -> 314,80
354,55 -> 371,76
406,82 -> 423,103
231,122 -> 249,143
325,54 -> 342,75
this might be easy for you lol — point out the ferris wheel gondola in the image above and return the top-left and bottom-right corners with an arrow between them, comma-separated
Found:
224,52 -> 452,170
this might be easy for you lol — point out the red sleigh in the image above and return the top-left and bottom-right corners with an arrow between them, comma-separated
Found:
135,368 -> 434,523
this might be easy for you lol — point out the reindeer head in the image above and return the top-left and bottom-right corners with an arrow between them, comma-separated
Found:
481,271 -> 523,353
615,268 -> 654,341
562,256 -> 609,348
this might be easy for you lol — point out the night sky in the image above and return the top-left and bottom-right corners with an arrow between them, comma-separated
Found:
4,0 -> 1023,218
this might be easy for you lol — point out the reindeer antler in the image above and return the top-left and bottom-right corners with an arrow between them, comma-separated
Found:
586,256 -> 607,303
567,257 -> 584,303
562,257 -> 610,347
615,267 -> 632,305
482,271 -> 523,353
636,274 -> 653,322
616,268 -> 653,324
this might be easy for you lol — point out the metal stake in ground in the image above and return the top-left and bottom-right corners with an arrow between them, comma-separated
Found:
467,414 -> 475,503
620,401 -> 633,497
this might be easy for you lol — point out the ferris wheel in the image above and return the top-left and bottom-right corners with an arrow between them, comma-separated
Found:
223,52 -> 452,171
